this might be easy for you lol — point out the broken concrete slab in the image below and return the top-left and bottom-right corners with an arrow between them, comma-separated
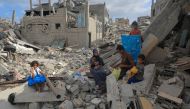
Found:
106,74 -> 120,102
143,0 -> 186,42
86,105 -> 95,109
28,102 -> 40,109
73,98 -> 84,108
119,84 -> 134,104
141,33 -> 159,57
146,47 -> 168,63
0,63 -> 9,75
158,76 -> 184,97
91,98 -> 101,105
111,100 -> 127,109
14,88 -> 66,103
59,100 -> 73,109
158,91 -> 183,105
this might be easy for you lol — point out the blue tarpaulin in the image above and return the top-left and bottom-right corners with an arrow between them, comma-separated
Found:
121,35 -> 142,64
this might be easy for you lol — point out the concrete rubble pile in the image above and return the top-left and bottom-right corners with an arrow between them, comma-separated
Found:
1,0 -> 190,109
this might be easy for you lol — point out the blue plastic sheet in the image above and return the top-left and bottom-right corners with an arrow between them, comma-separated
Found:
121,35 -> 142,64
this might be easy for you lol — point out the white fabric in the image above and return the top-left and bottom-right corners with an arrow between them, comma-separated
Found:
31,67 -> 41,76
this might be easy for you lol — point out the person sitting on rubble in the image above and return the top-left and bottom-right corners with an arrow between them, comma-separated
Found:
130,21 -> 143,42
27,61 -> 46,92
114,45 -> 135,80
90,49 -> 104,69
127,54 -> 145,84
90,57 -> 106,93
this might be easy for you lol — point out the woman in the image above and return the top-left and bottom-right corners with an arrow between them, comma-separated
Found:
90,49 -> 104,69
115,45 -> 135,80
90,49 -> 106,92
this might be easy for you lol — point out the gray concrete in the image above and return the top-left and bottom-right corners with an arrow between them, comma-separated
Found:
29,102 -> 40,109
106,74 -> 120,102
144,0 -> 186,43
59,100 -> 73,109
158,77 -> 184,97
14,88 -> 66,103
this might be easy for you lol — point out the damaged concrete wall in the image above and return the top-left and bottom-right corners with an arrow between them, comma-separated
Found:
144,0 -> 187,42
21,8 -> 67,46
89,17 -> 102,42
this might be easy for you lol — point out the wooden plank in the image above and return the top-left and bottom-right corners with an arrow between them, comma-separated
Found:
139,97 -> 153,109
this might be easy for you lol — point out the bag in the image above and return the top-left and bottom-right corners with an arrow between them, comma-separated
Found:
127,66 -> 138,80
112,68 -> 121,80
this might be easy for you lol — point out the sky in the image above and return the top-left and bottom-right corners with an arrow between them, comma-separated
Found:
0,0 -> 152,23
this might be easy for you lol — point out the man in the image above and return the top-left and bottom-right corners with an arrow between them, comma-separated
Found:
114,45 -> 135,80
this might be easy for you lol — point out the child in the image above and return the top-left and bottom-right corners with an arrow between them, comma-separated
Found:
127,54 -> 145,84
90,58 -> 106,93
29,61 -> 46,92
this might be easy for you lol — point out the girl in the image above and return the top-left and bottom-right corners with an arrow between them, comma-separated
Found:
29,61 -> 46,92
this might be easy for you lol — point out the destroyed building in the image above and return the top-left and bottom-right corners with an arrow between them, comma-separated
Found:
137,16 -> 151,33
1,0 -> 190,109
113,18 -> 130,35
20,0 -> 106,48
89,3 -> 110,38
151,0 -> 168,18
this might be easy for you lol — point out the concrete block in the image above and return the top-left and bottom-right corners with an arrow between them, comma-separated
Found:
73,98 -> 84,108
158,77 -> 184,97
111,100 -> 127,109
59,100 -> 73,109
0,63 -> 9,75
91,98 -> 101,105
86,105 -> 95,109
42,103 -> 54,109
99,103 -> 106,109
29,102 -> 40,109
85,95 -> 96,102
66,85 -> 80,95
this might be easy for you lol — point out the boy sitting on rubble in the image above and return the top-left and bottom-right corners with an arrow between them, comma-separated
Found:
127,54 -> 145,84
27,61 -> 46,92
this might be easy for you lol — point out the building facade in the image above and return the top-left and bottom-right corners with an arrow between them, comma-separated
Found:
89,3 -> 109,38
20,0 -> 103,48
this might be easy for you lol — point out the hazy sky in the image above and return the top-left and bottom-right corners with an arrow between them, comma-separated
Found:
0,0 -> 152,23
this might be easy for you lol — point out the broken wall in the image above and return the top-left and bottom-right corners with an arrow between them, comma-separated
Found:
88,17 -> 102,42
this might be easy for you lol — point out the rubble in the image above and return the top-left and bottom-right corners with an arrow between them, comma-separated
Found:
0,0 -> 190,109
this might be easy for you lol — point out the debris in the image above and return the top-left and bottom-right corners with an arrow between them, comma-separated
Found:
158,76 -> 184,97
141,33 -> 159,57
59,100 -> 73,109
91,98 -> 101,105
